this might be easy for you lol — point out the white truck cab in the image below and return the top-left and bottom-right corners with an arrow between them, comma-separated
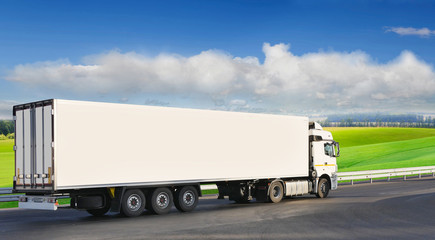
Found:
309,122 -> 340,196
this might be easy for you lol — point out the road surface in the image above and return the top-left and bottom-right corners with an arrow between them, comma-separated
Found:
1,177 -> 434,239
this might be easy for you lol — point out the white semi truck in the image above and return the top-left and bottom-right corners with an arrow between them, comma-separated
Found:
13,99 -> 339,217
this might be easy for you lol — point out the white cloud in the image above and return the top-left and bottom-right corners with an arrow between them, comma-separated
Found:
230,99 -> 247,106
5,43 -> 435,114
385,26 -> 435,37
316,92 -> 326,99
0,100 -> 19,119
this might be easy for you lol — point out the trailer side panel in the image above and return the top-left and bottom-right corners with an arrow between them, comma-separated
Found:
51,100 -> 308,189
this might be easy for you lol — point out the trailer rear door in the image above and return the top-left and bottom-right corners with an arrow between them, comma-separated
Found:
14,100 -> 54,191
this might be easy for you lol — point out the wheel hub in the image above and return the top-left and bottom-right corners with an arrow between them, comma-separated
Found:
127,194 -> 141,211
273,186 -> 281,198
156,193 -> 169,208
183,191 -> 195,206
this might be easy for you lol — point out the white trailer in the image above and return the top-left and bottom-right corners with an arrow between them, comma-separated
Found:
13,99 -> 339,217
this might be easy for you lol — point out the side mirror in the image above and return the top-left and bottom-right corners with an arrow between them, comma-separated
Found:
334,141 -> 340,157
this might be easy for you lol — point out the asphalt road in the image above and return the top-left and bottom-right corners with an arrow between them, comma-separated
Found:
1,177 -> 434,240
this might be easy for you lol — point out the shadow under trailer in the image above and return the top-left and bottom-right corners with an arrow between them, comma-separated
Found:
13,99 -> 340,217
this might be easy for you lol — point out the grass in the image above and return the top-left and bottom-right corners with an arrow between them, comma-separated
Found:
202,189 -> 218,195
324,127 -> 435,148
0,139 -> 14,188
325,127 -> 435,172
0,201 -> 17,208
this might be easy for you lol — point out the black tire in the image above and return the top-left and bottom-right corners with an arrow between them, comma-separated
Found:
174,186 -> 199,212
121,189 -> 146,217
150,187 -> 173,215
316,178 -> 330,198
269,181 -> 284,203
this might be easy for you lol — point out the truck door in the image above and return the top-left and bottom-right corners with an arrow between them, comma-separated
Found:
312,141 -> 338,174
14,100 -> 53,191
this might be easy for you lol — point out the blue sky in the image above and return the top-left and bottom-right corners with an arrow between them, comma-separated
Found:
1,0 -> 435,118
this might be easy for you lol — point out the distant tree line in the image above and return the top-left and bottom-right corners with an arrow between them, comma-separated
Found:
0,120 -> 14,139
0,120 -> 14,135
319,113 -> 435,128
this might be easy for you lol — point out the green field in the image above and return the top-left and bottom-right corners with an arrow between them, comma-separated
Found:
0,139 -> 14,188
325,127 -> 435,172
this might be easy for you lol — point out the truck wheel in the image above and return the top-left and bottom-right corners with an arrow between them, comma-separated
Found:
174,186 -> 198,212
316,178 -> 330,198
269,182 -> 284,203
150,187 -> 173,215
121,189 -> 146,217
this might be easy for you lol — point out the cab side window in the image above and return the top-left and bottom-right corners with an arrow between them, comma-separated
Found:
324,143 -> 333,156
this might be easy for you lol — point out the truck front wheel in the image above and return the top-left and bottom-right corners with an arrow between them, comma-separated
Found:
316,178 -> 330,198
174,186 -> 198,212
269,182 -> 284,203
121,189 -> 146,217
150,187 -> 173,215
